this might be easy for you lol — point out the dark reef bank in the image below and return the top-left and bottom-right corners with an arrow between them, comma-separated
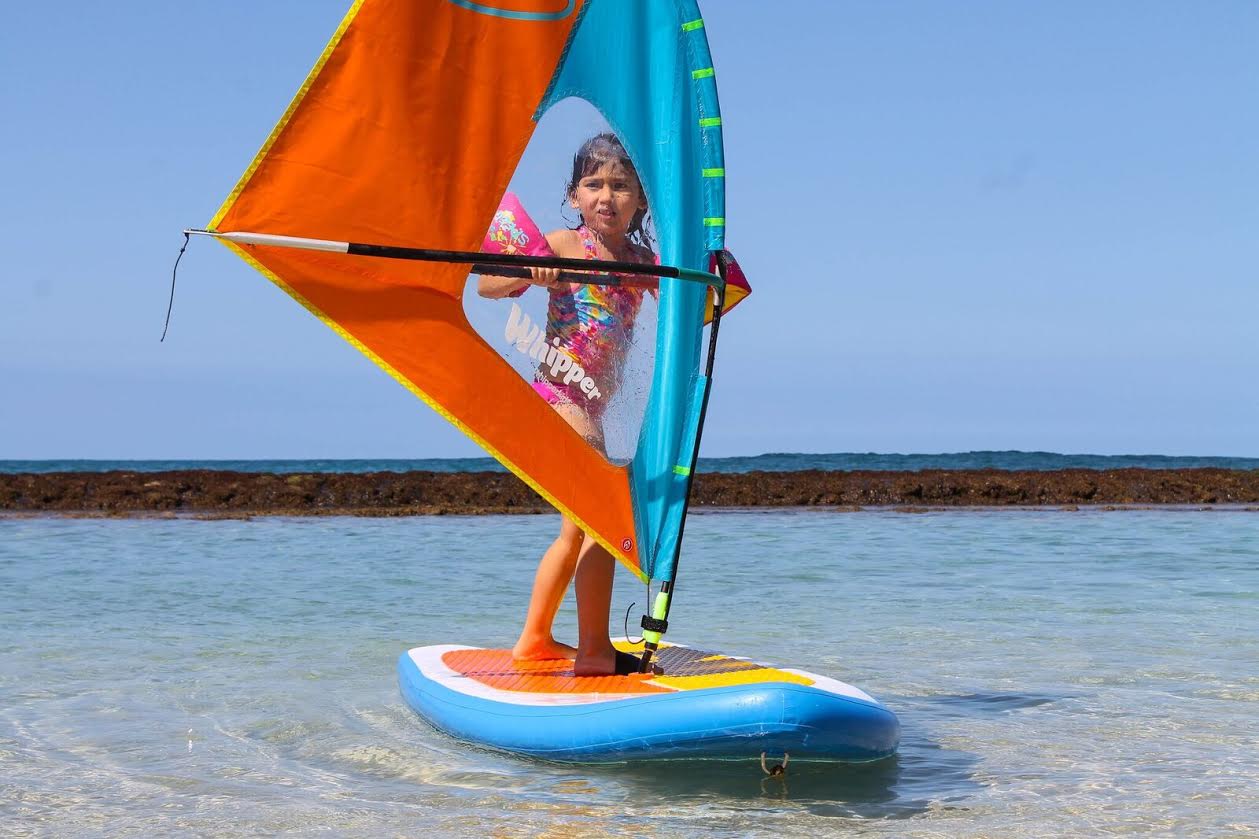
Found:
3,468 -> 1259,517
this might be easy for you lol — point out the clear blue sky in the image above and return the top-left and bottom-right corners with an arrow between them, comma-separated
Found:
2,1 -> 1256,458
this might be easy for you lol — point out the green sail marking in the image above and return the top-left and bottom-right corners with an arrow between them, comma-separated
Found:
691,67 -> 715,80
699,117 -> 722,128
701,168 -> 725,178
681,19 -> 704,32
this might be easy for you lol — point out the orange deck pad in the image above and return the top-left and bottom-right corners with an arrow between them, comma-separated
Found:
443,649 -> 672,695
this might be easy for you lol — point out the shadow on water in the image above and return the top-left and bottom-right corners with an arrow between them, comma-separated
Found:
560,713 -> 987,819
540,690 -> 1066,818
596,754 -> 916,818
926,691 -> 1064,717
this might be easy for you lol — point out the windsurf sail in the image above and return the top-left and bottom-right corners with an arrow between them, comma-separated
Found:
204,0 -> 737,666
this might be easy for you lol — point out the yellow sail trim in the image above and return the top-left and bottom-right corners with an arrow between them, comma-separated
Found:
219,239 -> 649,584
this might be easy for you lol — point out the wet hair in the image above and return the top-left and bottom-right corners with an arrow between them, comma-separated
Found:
565,133 -> 654,250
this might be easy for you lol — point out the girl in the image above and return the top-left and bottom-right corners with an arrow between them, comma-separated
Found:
479,133 -> 655,676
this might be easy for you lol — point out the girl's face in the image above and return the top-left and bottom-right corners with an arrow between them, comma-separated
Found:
569,160 -> 647,242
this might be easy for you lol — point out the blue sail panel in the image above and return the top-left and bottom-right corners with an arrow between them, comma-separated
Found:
538,0 -> 725,582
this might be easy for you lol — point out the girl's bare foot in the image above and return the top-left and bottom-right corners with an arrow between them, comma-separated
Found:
573,647 -> 662,676
511,636 -> 577,661
573,645 -> 618,676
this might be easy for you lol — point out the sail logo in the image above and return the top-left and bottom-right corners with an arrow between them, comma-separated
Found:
445,0 -> 576,22
505,303 -> 602,401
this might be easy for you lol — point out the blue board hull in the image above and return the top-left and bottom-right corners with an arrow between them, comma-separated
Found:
398,649 -> 899,763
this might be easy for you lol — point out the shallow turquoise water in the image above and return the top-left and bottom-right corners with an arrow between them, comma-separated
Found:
2,511 -> 1257,836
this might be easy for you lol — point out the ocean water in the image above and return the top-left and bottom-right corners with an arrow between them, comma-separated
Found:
2,511 -> 1257,836
3,451 -> 1259,474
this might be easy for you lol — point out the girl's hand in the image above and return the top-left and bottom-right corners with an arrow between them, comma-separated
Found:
530,266 -> 562,288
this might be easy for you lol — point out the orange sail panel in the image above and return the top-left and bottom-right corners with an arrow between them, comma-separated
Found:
208,0 -> 646,578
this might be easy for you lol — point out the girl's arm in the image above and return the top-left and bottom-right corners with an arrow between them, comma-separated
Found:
477,229 -> 579,297
631,242 -> 660,295
477,274 -> 529,298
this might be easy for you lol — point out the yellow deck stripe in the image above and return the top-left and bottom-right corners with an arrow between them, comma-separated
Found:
654,668 -> 814,691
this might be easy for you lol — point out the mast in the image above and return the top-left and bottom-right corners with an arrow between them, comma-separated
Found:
639,251 -> 730,673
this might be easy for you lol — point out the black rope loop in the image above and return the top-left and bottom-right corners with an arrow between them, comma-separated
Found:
161,231 -> 191,342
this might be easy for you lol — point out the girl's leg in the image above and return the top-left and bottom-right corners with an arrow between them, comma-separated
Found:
512,516 -> 583,660
572,536 -> 619,676
513,398 -> 609,663
552,402 -> 604,453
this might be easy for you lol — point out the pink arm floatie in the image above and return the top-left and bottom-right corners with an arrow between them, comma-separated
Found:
481,192 -> 555,297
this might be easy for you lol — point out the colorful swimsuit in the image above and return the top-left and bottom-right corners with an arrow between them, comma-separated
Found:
532,227 -> 652,420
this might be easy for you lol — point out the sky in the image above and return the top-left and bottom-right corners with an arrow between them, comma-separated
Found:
2,1 -> 1256,459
